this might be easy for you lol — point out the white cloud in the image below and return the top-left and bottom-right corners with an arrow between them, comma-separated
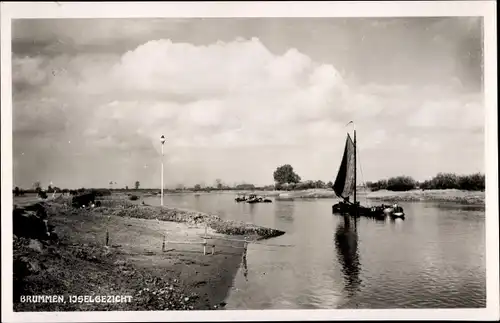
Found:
12,37 -> 485,187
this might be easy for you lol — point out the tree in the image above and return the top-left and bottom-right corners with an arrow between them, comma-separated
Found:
135,181 -> 140,190
215,179 -> 223,190
194,184 -> 201,191
386,176 -> 417,191
33,181 -> 41,192
14,187 -> 20,196
315,180 -> 325,189
273,164 -> 301,185
326,181 -> 333,189
125,185 -> 129,190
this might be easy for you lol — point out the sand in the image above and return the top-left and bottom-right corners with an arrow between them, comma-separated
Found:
12,197 -> 283,311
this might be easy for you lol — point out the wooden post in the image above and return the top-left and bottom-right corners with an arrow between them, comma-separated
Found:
106,229 -> 109,246
203,239 -> 207,255
211,244 -> 215,255
162,232 -> 166,252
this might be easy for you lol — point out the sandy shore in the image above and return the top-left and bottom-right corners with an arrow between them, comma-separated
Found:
12,197 -> 284,311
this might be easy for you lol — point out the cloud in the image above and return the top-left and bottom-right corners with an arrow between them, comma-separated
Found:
12,36 -> 484,187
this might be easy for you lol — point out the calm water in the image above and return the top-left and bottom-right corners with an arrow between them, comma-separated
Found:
143,193 -> 486,309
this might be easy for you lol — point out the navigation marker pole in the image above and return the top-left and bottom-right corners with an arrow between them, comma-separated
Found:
160,135 -> 166,206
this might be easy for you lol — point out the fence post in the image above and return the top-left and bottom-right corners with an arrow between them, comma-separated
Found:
162,232 -> 166,252
106,229 -> 109,246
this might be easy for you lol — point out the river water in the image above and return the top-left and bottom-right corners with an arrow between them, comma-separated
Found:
143,193 -> 486,309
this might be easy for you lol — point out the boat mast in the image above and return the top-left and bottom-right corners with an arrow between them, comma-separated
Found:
353,129 -> 357,210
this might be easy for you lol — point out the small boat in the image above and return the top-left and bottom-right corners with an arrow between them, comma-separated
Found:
331,122 -> 405,219
384,204 -> 405,218
245,194 -> 272,204
246,194 -> 261,204
235,194 -> 247,202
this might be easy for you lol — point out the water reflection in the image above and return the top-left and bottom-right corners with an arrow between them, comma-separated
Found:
248,203 -> 256,222
242,242 -> 249,282
334,215 -> 361,297
274,202 -> 295,223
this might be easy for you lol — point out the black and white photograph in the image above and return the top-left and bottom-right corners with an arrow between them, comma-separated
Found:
1,1 -> 498,322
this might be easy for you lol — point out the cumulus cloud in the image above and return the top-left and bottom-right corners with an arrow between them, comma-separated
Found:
12,35 -> 485,187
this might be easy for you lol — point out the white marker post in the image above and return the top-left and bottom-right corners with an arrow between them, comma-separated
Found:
160,135 -> 166,206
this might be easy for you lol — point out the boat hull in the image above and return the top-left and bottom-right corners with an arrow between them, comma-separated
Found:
332,202 -> 401,219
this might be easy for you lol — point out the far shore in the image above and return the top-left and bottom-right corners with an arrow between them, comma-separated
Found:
138,188 -> 485,205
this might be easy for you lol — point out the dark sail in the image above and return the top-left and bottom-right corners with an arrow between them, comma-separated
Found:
333,134 -> 355,199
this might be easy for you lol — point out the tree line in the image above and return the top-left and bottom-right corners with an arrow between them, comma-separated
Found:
365,172 -> 485,192
13,168 -> 486,198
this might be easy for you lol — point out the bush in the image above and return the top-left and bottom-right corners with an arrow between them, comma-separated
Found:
295,180 -> 315,190
129,195 -> 139,201
420,172 -> 485,191
386,176 -> 417,191
366,179 -> 388,191
457,173 -> 485,191
419,173 -> 484,191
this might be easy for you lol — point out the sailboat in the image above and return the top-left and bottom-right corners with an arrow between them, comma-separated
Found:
331,122 -> 404,218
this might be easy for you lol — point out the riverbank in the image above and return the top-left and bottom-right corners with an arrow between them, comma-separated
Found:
365,189 -> 485,205
215,188 -> 485,205
13,197 -> 284,311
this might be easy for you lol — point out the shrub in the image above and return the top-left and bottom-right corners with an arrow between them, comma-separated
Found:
419,173 -> 484,191
129,195 -> 139,201
386,176 -> 417,191
366,179 -> 388,191
457,173 -> 485,191
295,180 -> 315,190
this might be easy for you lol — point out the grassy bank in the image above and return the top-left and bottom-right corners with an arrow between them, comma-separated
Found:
365,189 -> 485,205
13,197 -> 285,311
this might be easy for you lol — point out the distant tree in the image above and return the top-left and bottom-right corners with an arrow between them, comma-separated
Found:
326,181 -> 333,189
38,190 -> 48,199
215,179 -> 223,190
430,173 -> 460,189
419,172 -> 485,191
14,186 -> 20,196
235,183 -> 256,190
386,176 -> 417,191
457,173 -> 485,191
47,185 -> 53,193
315,180 -> 325,189
135,181 -> 140,190
33,181 -> 41,192
125,185 -> 129,190
295,180 -> 315,190
366,179 -> 388,191
273,164 -> 301,185
194,184 -> 201,191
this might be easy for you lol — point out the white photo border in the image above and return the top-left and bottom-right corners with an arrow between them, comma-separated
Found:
1,1 -> 498,322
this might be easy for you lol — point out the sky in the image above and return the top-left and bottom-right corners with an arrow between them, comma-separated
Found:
11,17 -> 484,189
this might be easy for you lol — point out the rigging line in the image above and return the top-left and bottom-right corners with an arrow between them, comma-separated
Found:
356,145 -> 368,205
